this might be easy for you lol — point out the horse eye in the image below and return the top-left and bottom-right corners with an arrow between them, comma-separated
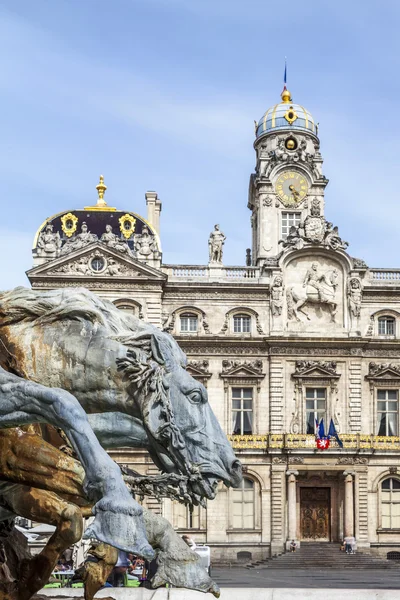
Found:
188,390 -> 202,404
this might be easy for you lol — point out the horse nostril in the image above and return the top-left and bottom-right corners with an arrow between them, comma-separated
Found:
232,460 -> 242,472
230,460 -> 243,486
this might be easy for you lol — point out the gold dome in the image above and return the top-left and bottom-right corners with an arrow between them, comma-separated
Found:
281,88 -> 292,103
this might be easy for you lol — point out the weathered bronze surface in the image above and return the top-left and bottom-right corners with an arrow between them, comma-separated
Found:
0,287 -> 239,598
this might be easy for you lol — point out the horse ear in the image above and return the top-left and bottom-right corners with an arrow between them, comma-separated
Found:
150,335 -> 166,366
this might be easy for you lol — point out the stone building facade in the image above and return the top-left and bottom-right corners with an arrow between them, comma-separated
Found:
27,89 -> 400,564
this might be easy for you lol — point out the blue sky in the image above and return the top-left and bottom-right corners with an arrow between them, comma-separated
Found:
1,0 -> 400,288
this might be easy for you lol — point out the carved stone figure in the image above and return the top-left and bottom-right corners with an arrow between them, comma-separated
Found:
0,286 -> 241,598
324,223 -> 348,251
100,224 -> 133,256
271,275 -> 284,316
279,198 -> 348,253
222,359 -> 263,374
303,199 -> 325,243
208,224 -> 226,263
279,225 -> 303,249
287,263 -> 338,322
134,225 -> 157,260
36,223 -> 62,258
48,253 -> 134,277
368,362 -> 400,377
348,277 -> 362,331
187,360 -> 210,374
295,360 -> 337,375
60,222 -> 98,255
352,257 -> 368,269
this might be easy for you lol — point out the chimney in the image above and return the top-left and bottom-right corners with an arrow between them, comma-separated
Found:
145,191 -> 162,236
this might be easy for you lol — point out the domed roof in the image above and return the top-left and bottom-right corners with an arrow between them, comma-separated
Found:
255,89 -> 317,139
32,175 -> 161,258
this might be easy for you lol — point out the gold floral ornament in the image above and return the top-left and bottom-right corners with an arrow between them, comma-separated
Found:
119,214 -> 136,239
284,106 -> 298,125
61,213 -> 79,237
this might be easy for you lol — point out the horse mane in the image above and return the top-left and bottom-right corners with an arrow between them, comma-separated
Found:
0,286 -> 192,475
0,287 -> 140,334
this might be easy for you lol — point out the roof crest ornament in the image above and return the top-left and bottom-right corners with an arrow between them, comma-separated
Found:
96,174 -> 108,207
84,174 -> 116,211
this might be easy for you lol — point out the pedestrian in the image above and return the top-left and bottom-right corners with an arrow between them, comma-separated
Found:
182,534 -> 196,550
289,539 -> 297,552
344,536 -> 355,554
112,550 -> 130,586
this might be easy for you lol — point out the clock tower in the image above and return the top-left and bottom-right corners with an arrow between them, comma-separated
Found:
248,87 -> 328,265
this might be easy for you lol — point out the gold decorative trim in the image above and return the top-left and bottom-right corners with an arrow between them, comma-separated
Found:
271,104 -> 279,128
284,107 -> 298,125
262,106 -> 272,132
119,214 -> 136,239
226,433 -> 400,451
228,434 -> 268,449
61,212 -> 79,237
298,104 -> 309,129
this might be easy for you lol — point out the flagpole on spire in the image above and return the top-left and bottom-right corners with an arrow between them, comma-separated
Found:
283,57 -> 287,91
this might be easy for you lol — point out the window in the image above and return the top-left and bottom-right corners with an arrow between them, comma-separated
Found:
232,478 -> 255,529
281,212 -> 301,240
232,388 -> 253,434
116,304 -> 137,316
382,478 -> 400,529
377,390 -> 398,436
378,316 -> 395,336
233,314 -> 251,333
306,388 -> 327,434
174,503 -> 201,529
180,313 -> 198,333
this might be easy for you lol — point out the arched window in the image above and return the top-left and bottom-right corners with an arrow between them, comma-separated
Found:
116,303 -> 137,316
381,478 -> 400,529
180,313 -> 198,333
378,316 -> 395,336
233,314 -> 251,333
232,477 -> 255,529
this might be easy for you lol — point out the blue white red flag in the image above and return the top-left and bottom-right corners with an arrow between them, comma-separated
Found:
328,419 -> 344,448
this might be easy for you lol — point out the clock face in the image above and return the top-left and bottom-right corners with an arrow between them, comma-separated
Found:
275,171 -> 308,206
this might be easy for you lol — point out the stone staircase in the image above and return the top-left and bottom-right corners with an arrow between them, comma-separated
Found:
246,542 -> 400,570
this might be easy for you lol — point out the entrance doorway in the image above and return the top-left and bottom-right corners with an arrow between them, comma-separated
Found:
300,487 -> 330,541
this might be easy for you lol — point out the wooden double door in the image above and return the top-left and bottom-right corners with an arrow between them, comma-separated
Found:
300,487 -> 330,541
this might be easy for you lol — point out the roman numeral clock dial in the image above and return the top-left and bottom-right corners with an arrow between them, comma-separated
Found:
275,171 -> 309,207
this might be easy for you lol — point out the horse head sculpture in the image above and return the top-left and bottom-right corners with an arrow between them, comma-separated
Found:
0,287 -> 242,506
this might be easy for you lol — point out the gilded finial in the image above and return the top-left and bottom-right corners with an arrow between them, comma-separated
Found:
281,88 -> 292,103
96,175 -> 108,206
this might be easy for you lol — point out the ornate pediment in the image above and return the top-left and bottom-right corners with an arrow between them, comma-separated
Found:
367,362 -> 400,380
220,359 -> 264,379
292,360 -> 339,379
27,243 -> 166,282
186,360 -> 212,385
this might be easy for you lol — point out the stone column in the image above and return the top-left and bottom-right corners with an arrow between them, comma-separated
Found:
343,471 -> 355,538
286,469 -> 299,550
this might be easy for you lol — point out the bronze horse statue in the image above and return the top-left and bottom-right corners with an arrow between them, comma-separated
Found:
0,287 -> 241,598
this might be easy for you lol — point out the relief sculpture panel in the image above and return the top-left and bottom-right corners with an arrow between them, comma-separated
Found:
284,255 -> 344,333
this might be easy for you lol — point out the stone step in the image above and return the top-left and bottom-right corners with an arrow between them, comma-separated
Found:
245,543 -> 400,570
